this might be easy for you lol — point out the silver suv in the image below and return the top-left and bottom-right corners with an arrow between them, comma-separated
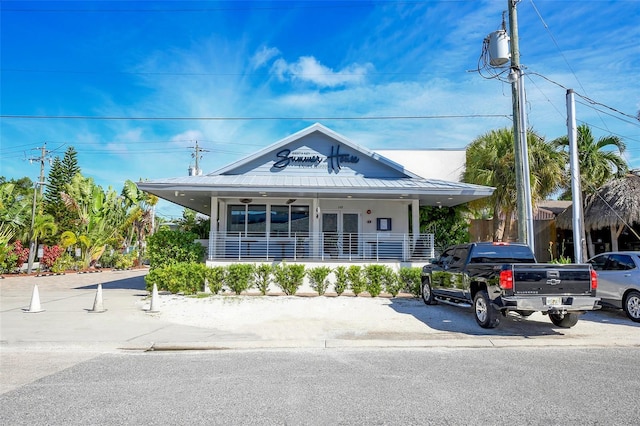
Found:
588,251 -> 640,322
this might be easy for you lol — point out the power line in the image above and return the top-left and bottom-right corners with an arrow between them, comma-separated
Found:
0,114 -> 511,121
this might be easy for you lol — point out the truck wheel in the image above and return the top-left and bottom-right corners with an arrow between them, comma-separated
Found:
421,278 -> 436,305
549,312 -> 579,328
474,290 -> 500,328
623,290 -> 640,322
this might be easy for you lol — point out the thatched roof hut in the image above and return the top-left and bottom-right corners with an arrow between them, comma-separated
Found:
583,171 -> 640,231
556,171 -> 640,251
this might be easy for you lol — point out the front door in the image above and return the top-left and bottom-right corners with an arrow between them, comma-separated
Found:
322,211 -> 360,258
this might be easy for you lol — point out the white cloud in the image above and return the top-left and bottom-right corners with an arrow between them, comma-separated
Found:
272,56 -> 373,88
251,46 -> 281,69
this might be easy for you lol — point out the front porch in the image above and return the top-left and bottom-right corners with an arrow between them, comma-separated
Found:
206,232 -> 435,263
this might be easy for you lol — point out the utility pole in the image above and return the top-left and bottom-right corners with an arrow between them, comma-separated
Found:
26,143 -> 52,274
566,89 -> 587,262
188,141 -> 209,176
508,0 -> 535,252
27,143 -> 51,196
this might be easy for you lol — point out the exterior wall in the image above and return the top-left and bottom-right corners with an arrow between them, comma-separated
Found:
375,149 -> 466,181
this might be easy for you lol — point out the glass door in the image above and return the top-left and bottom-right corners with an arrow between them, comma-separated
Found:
322,211 -> 360,258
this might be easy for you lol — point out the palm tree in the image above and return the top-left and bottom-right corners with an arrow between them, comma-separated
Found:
552,124 -> 628,257
553,124 -> 627,197
61,174 -> 122,269
121,180 -> 158,264
463,127 -> 564,241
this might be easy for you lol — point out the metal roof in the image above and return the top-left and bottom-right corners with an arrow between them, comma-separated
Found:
136,123 -> 494,214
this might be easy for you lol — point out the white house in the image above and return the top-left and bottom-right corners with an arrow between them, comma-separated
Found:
137,123 -> 493,267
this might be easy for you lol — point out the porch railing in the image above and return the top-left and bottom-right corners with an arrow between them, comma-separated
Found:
206,232 -> 435,262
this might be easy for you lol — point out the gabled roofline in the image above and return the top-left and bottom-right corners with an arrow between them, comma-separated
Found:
208,122 -> 422,179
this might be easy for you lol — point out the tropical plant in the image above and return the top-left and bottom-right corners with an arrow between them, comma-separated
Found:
463,127 -> 564,241
419,206 -> 469,251
398,267 -> 422,297
121,179 -> 159,264
226,263 -> 255,295
333,266 -> 348,295
552,124 -> 628,257
307,266 -> 332,296
60,174 -> 123,268
253,264 -> 272,295
272,262 -> 305,295
347,265 -> 365,296
41,245 -> 65,270
0,180 -> 32,235
145,229 -> 205,269
0,223 -> 16,273
206,266 -> 225,294
364,264 -> 386,297
145,262 -> 208,294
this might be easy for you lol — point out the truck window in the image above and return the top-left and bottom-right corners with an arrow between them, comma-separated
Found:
469,245 -> 535,263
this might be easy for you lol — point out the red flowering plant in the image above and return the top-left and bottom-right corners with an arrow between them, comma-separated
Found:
41,245 -> 65,270
10,240 -> 30,270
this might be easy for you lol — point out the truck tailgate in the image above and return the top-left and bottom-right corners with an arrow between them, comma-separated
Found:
512,264 -> 594,295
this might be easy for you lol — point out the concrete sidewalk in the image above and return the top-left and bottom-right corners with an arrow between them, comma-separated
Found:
2,267 -> 640,352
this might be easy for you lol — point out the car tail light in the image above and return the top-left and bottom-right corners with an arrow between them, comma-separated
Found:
499,270 -> 513,290
590,269 -> 598,290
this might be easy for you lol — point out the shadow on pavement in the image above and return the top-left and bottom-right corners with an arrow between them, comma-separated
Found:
579,307 -> 640,327
387,298 -> 564,337
75,274 -> 148,291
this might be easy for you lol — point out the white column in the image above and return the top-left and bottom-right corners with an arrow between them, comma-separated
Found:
412,200 -> 420,245
209,197 -> 218,259
312,198 -> 321,257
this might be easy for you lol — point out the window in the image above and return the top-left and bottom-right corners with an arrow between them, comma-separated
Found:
270,205 -> 290,236
227,205 -> 246,234
247,205 -> 267,235
290,205 -> 310,235
228,204 -> 309,237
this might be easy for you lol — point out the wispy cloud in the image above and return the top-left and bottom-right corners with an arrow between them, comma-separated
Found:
271,56 -> 373,87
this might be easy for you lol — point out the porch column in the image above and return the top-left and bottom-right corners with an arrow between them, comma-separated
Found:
412,200 -> 420,246
209,196 -> 219,259
312,198 -> 321,258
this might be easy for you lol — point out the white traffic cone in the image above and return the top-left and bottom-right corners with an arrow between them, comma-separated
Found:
24,283 -> 45,313
147,282 -> 160,313
88,283 -> 107,313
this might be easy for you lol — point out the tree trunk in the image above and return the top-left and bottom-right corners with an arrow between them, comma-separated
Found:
493,208 -> 504,241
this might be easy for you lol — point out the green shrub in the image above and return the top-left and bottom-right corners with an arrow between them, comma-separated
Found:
382,267 -> 402,297
347,265 -> 365,296
146,229 -> 205,269
114,251 -> 137,270
364,264 -> 386,297
205,266 -> 225,294
273,262 -> 306,295
398,267 -> 422,297
52,253 -> 75,273
253,264 -> 272,295
333,266 -> 348,296
226,263 -> 255,295
144,262 -> 208,295
307,266 -> 332,295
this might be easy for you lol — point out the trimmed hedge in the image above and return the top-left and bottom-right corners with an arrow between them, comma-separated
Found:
145,262 -> 422,298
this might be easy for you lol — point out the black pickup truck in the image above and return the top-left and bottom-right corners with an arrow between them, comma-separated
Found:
421,242 -> 600,328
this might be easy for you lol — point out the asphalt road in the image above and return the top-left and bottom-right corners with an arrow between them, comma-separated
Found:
1,347 -> 639,425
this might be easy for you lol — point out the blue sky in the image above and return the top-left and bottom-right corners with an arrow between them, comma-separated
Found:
1,0 -> 639,219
